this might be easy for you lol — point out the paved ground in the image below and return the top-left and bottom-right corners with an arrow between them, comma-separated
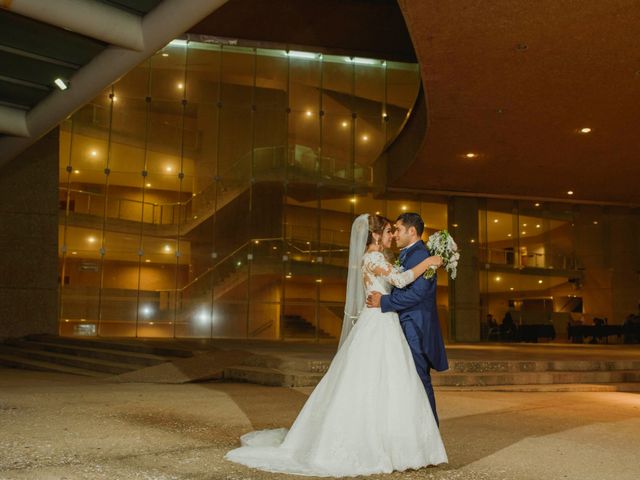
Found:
1,367 -> 639,480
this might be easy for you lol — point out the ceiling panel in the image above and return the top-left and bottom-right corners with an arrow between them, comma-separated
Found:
0,10 -> 106,66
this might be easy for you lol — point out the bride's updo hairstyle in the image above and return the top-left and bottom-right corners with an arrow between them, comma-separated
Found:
366,214 -> 392,248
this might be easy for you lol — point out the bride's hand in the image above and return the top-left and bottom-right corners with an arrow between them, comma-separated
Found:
429,255 -> 443,268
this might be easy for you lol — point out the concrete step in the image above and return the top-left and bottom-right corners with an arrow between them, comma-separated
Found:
240,354 -> 331,374
6,339 -> 169,367
25,334 -> 193,358
0,345 -> 138,375
436,383 -> 640,392
448,359 -> 640,373
434,370 -> 640,387
0,350 -> 106,378
224,365 -> 325,387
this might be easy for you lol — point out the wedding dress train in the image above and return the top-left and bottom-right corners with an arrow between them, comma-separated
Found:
225,251 -> 447,477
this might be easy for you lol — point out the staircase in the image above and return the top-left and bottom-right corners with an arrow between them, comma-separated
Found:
0,335 -> 192,378
282,315 -> 335,340
223,354 -> 640,391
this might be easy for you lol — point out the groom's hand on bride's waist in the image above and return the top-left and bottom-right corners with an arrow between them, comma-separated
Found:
366,292 -> 382,308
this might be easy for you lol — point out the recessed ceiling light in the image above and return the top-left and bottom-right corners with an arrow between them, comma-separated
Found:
375,211 -> 380,215
341,121 -> 348,128
470,239 -> 476,243
536,224 -> 541,228
146,183 -> 151,188
90,150 -> 97,157
580,127 -> 591,134
522,231 -> 526,235
145,259 -> 151,263
350,198 -> 356,203
305,110 -> 313,117
493,219 -> 499,223
567,190 -> 574,195
452,223 -> 459,228
593,220 -> 599,225
73,170 -> 80,174
534,203 -> 540,207
165,166 -> 173,172
162,53 -> 169,57
87,236 -> 96,243
509,287 -> 514,291
401,205 -> 407,211
465,152 -> 477,158
507,233 -> 512,237
177,83 -> 184,89
362,135 -> 369,141
538,279 -> 543,284
523,223 -> 527,227
495,276 -> 501,282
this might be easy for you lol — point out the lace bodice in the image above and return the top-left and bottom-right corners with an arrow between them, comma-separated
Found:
362,251 -> 414,295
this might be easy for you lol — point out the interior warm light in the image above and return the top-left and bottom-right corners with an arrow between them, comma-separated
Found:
507,233 -> 512,237
272,246 -> 277,250
452,223 -> 458,228
522,231 -> 526,235
470,239 -> 476,243
382,112 -> 388,119
465,152 -> 477,158
523,223 -> 527,227
145,259 -> 151,263
254,240 -> 260,244
362,135 -> 369,141
90,150 -> 97,157
111,95 -> 118,102
162,53 -> 169,57
341,121 -> 348,128
193,215 -> 198,219
146,183 -> 151,188
593,220 -> 599,225
510,287 -> 515,291
71,251 -> 77,255
495,276 -> 502,282
177,83 -> 184,89
315,279 -> 323,283
580,127 -> 591,133
165,166 -> 173,172
375,211 -> 381,215
163,245 -> 171,253
567,190 -> 574,195
285,274 -> 292,279
536,224 -> 541,228
87,236 -> 96,243
305,110 -> 313,117
534,202 -> 541,207
493,219 -> 499,223
401,205 -> 407,211
350,198 -> 356,203
73,170 -> 80,174
538,279 -> 543,284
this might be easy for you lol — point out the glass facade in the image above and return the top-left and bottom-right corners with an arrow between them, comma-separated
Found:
58,39 -> 425,340
57,38 -> 640,342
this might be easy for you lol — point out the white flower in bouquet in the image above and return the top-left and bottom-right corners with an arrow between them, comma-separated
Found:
424,230 -> 459,280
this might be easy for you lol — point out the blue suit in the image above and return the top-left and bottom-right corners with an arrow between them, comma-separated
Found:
380,240 -> 448,425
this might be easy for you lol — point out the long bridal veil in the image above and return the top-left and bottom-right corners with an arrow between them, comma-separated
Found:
337,213 -> 369,350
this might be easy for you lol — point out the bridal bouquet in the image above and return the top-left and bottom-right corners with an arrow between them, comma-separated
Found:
424,230 -> 459,280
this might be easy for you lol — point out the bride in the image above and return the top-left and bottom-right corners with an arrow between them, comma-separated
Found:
225,213 -> 448,477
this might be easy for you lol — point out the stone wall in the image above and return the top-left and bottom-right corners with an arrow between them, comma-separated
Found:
0,130 -> 59,339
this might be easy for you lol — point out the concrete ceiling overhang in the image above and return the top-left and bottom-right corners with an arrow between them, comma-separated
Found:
394,0 -> 640,206
0,0 -> 230,169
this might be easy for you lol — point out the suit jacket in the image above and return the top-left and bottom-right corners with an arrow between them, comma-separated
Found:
380,240 -> 449,372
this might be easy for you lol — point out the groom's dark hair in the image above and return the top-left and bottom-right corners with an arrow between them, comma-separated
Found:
396,212 -> 424,237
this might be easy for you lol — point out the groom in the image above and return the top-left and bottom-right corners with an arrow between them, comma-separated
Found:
366,212 -> 448,425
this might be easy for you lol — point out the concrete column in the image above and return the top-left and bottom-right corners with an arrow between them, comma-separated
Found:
608,209 -> 640,323
448,196 -> 481,341
0,129 -> 59,339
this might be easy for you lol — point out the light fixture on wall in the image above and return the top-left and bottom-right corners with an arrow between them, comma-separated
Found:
54,78 -> 68,90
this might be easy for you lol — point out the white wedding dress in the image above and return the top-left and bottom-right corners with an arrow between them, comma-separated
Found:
225,251 -> 447,477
